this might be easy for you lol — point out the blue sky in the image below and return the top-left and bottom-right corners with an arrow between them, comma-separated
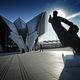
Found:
0,0 -> 80,41
0,0 -> 80,21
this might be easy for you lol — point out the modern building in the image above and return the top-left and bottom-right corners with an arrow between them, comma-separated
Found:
0,12 -> 47,52
26,12 -> 46,51
14,17 -> 28,43
0,16 -> 19,52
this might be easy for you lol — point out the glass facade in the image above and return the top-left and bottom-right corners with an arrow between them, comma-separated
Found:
0,12 -> 46,52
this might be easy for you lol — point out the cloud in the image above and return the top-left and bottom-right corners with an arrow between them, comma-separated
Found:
67,12 -> 80,19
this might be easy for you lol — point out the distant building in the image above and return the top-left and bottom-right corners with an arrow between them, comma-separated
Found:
0,12 -> 46,52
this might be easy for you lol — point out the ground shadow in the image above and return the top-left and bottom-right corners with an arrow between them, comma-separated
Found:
0,52 -> 25,57
59,55 -> 80,80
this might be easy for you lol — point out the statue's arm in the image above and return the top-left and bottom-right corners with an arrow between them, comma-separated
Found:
59,17 -> 73,26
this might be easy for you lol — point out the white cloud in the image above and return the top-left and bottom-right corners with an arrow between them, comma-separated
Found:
67,12 -> 80,19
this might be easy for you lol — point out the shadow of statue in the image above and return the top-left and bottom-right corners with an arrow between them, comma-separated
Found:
49,11 -> 80,55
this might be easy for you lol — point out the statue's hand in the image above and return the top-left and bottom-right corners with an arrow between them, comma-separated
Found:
49,15 -> 52,23
49,15 -> 51,18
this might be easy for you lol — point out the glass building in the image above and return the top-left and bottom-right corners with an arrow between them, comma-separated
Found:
0,12 -> 46,52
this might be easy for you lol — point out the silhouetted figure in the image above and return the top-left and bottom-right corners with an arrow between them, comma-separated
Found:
49,11 -> 80,55
22,48 -> 25,53
40,44 -> 43,52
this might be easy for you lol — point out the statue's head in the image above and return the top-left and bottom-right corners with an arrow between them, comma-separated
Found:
53,11 -> 58,17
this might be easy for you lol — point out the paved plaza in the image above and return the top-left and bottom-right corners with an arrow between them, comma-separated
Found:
0,48 -> 80,80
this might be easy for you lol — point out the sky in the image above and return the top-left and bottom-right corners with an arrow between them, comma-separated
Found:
0,0 -> 80,41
